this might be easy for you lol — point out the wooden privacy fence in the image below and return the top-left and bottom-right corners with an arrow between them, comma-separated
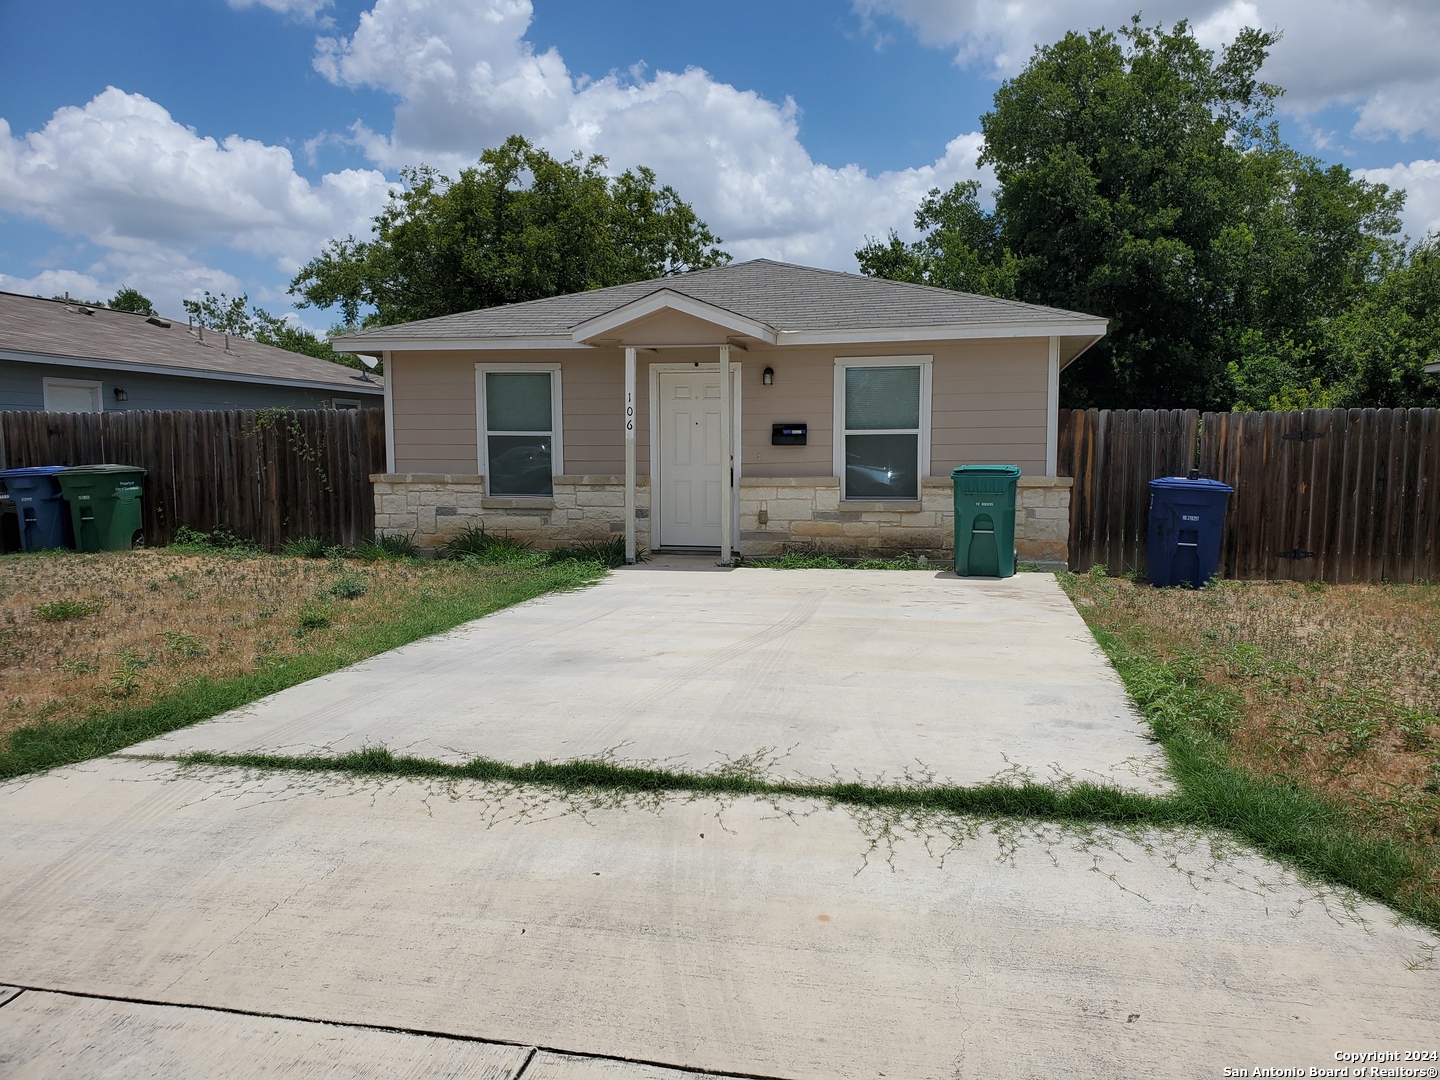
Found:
1059,407 -> 1440,583
0,408 -> 386,549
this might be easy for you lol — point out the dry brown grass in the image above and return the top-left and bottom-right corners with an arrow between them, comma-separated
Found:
0,549 -> 463,740
1068,573 -> 1440,844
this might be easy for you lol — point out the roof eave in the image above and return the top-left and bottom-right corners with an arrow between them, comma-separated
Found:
343,320 -> 1111,353
331,336 -> 581,354
778,321 -> 1109,346
0,348 -> 385,395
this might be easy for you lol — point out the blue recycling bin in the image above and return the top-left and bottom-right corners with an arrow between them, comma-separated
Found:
1146,477 -> 1233,587
0,466 -> 74,551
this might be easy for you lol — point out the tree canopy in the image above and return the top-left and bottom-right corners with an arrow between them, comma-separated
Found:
181,290 -> 366,371
108,287 -> 157,316
51,287 -> 158,317
858,18 -> 1425,410
290,135 -> 729,328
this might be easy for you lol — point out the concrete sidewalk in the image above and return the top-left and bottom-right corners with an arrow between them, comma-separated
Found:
131,566 -> 1167,792
2,759 -> 1435,1078
0,989 -> 757,1079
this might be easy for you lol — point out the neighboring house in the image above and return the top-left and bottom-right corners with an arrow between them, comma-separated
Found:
335,260 -> 1107,564
0,292 -> 384,413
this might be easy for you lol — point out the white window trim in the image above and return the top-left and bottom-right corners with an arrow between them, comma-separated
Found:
331,397 -> 362,410
833,355 -> 932,502
475,362 -> 564,496
42,376 -> 103,413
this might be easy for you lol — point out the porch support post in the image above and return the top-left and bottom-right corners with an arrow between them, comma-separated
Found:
719,344 -> 732,565
1046,335 -> 1059,477
624,346 -> 637,564
382,350 -> 395,474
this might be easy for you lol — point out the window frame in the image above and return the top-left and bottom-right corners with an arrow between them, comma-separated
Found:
832,355 -> 932,503
42,377 -> 103,414
474,363 -> 564,497
330,397 -> 362,410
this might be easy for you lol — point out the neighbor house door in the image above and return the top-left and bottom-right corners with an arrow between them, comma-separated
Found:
657,368 -> 736,548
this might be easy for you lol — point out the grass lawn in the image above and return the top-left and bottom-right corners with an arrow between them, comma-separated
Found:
0,543 -> 607,779
1062,569 -> 1440,929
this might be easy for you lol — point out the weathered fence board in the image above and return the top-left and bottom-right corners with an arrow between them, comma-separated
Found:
0,408 -> 385,549
1060,407 -> 1440,583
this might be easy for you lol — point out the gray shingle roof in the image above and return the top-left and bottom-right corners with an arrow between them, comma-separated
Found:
335,259 -> 1106,346
0,291 -> 384,394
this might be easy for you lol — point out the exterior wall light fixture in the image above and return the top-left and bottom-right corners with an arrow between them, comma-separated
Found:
762,366 -> 774,385
113,387 -> 128,402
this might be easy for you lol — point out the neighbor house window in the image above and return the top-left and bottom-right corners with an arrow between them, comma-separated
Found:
834,357 -> 931,501
476,365 -> 563,496
42,377 -> 103,414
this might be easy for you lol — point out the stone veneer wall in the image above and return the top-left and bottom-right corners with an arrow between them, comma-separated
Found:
372,474 -> 650,551
373,473 -> 1070,564
738,476 -> 1071,563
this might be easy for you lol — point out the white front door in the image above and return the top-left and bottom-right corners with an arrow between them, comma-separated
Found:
658,369 -> 726,548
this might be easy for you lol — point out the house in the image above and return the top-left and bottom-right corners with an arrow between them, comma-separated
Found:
334,260 -> 1107,564
0,291 -> 384,412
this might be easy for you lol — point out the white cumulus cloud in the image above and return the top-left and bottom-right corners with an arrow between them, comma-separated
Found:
1356,159 -> 1440,240
852,0 -> 1440,142
227,0 -> 334,23
313,0 -> 991,268
0,88 -> 395,269
0,88 -> 397,316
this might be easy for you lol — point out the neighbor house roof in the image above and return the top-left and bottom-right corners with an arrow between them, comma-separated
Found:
332,259 -> 1108,360
0,291 -> 384,395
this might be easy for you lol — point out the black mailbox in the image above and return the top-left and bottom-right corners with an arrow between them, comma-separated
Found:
772,423 -> 807,446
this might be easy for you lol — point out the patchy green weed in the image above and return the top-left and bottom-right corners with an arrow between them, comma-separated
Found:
33,598 -> 104,622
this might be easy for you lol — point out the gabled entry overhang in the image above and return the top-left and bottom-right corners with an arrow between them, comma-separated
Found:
569,290 -> 779,347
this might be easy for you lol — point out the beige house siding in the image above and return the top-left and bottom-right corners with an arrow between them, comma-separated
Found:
389,351 -> 478,474
929,339 -> 1048,475
390,347 -> 650,476
739,346 -> 836,478
388,336 -> 1051,485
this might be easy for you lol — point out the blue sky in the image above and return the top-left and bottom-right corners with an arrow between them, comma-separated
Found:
3,0 -> 1438,331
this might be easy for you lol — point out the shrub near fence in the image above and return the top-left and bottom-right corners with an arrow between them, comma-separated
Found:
0,408 -> 386,550
1059,408 -> 1440,583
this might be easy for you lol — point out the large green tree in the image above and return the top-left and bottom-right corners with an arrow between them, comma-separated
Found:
290,135 -> 729,328
1324,237 -> 1440,408
859,19 -> 1407,410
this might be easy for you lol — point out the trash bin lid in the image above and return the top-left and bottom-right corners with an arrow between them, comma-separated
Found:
952,465 -> 1022,478
0,466 -> 69,477
1149,476 -> 1233,493
60,464 -> 147,477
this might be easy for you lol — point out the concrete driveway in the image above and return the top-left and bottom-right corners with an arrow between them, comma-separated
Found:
2,564 -> 1437,1076
133,564 -> 1168,792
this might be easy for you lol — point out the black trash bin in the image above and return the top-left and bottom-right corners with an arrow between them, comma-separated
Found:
0,466 -> 73,551
1146,476 -> 1233,587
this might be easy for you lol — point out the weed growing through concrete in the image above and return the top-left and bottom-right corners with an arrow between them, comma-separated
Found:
733,551 -> 940,570
130,734 -> 1435,932
134,751 -> 1415,948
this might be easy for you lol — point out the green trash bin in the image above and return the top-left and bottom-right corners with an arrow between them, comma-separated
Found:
952,465 -> 1020,578
56,465 -> 147,551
